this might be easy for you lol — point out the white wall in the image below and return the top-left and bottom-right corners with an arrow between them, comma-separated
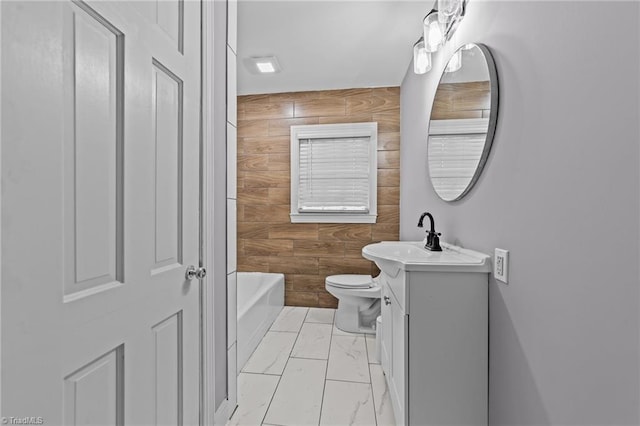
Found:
400,1 -> 640,424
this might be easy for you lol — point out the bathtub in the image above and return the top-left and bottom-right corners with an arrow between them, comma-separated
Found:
237,272 -> 285,373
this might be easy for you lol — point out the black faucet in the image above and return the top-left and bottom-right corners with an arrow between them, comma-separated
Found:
417,212 -> 442,251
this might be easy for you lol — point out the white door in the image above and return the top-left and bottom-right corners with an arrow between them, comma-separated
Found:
1,1 -> 201,424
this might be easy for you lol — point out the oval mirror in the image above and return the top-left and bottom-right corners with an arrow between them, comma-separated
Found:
427,43 -> 498,202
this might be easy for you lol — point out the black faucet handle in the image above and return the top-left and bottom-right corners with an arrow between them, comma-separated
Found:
431,233 -> 442,251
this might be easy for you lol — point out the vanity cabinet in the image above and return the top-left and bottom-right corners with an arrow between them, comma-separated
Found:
378,267 -> 489,426
380,279 -> 407,424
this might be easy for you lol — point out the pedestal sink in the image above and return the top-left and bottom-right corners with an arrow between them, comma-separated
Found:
362,240 -> 490,426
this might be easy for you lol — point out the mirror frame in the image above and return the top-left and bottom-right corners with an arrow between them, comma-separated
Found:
427,43 -> 499,202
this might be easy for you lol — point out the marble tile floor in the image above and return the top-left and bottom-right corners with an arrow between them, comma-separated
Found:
228,306 -> 396,426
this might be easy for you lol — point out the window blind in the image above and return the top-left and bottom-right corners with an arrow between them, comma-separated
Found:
297,137 -> 371,213
428,133 -> 485,200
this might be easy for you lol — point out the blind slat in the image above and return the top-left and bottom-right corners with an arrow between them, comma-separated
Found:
298,137 -> 371,212
428,133 -> 485,197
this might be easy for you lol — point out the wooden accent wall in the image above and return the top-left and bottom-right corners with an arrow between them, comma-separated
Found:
430,81 -> 491,120
237,87 -> 400,308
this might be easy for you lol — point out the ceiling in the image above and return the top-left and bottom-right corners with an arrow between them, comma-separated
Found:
237,0 -> 433,95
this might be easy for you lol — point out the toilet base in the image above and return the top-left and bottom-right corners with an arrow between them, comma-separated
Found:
334,299 -> 380,335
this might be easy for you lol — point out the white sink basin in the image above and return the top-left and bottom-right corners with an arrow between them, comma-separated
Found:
362,241 -> 491,276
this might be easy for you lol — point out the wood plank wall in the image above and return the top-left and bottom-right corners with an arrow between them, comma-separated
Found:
430,81 -> 491,120
237,87 -> 400,308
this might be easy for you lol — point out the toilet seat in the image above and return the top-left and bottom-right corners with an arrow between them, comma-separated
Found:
325,274 -> 374,289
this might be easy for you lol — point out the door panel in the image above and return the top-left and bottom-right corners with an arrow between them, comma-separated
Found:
64,346 -> 124,426
1,1 -> 201,424
155,0 -> 184,52
152,312 -> 183,425
63,0 -> 125,300
152,60 -> 183,273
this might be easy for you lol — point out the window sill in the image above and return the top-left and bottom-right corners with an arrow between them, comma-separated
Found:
290,213 -> 377,224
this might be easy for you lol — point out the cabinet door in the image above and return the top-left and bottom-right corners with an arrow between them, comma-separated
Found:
380,280 -> 393,375
389,290 -> 408,425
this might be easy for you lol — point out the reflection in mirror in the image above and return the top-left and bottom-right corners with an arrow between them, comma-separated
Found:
427,43 -> 498,202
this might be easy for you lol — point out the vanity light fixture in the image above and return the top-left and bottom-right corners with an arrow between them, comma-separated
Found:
438,0 -> 464,28
422,11 -> 444,52
439,0 -> 467,43
412,0 -> 467,75
413,37 -> 432,74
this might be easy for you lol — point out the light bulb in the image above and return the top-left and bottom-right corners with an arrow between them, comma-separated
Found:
445,49 -> 462,73
438,0 -> 463,25
423,12 -> 444,53
413,39 -> 432,74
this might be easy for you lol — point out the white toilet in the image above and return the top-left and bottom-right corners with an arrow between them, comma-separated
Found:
325,274 -> 381,334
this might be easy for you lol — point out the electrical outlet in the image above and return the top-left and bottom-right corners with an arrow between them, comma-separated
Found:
494,248 -> 509,283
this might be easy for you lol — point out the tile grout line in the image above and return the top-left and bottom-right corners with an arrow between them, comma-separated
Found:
241,315 -> 300,375
260,307 -> 309,426
317,311 -> 336,426
362,334 -> 372,383
231,307 -> 294,424
290,320 -> 333,360
325,377 -> 375,385
239,371 -> 283,378
368,364 -> 380,426
289,355 -> 331,361
362,327 -> 379,426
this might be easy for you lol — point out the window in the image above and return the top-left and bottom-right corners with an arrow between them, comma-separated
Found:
290,122 -> 378,223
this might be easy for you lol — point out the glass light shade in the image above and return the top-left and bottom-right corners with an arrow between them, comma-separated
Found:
413,39 -> 432,74
422,12 -> 444,53
437,0 -> 463,25
444,49 -> 462,73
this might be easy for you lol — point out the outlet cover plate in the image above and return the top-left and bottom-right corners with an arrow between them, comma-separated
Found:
494,248 -> 509,283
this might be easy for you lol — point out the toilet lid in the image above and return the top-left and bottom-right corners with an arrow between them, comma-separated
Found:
326,274 -> 373,289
